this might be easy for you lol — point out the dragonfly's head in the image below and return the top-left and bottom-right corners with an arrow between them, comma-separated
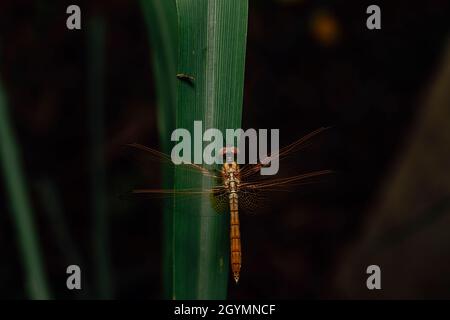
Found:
219,146 -> 239,164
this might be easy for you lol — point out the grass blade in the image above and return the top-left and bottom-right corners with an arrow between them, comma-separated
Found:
140,0 -> 178,298
0,78 -> 51,299
173,0 -> 249,299
87,16 -> 112,299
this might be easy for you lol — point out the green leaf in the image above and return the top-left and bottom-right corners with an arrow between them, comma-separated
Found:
87,16 -> 113,299
140,0 -> 178,298
173,0 -> 248,299
0,78 -> 51,299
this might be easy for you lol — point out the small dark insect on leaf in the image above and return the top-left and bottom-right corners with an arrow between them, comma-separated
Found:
176,73 -> 195,85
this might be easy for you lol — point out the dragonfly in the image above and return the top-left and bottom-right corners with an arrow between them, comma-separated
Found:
128,127 -> 332,283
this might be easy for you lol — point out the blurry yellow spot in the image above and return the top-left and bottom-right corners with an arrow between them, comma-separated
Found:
310,10 -> 340,46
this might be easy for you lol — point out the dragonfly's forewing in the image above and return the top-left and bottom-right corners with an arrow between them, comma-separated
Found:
236,127 -> 333,212
128,143 -> 220,179
125,143 -> 227,204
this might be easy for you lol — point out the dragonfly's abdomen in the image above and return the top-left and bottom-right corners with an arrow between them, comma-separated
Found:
229,192 -> 241,283
222,161 -> 242,283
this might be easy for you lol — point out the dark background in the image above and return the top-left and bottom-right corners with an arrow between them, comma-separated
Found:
0,0 -> 449,299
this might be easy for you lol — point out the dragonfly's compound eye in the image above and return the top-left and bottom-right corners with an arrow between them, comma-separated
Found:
219,146 -> 239,156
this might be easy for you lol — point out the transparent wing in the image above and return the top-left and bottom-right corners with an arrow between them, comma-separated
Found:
239,126 -> 330,179
125,143 -> 225,201
238,188 -> 267,214
127,143 -> 221,179
133,187 -> 224,196
237,127 -> 333,212
240,170 -> 333,191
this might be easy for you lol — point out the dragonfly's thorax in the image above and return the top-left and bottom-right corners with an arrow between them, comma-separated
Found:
222,162 -> 240,194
